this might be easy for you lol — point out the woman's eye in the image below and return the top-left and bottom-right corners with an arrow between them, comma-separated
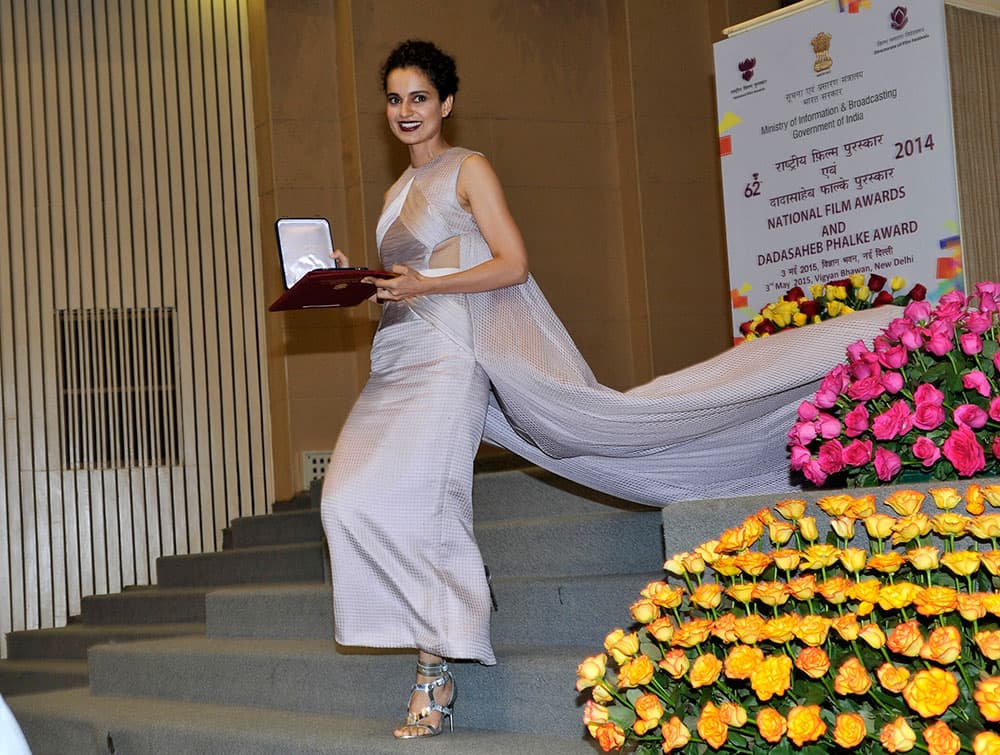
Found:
414,95 -> 426,103
387,96 -> 400,105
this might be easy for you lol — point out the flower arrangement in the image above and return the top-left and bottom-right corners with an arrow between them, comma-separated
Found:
577,486 -> 1000,754
788,282 -> 1000,488
739,274 -> 925,341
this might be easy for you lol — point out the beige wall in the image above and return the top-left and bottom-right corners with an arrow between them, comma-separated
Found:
248,0 -> 781,497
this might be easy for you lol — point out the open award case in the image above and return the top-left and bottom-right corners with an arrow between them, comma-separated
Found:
268,218 -> 394,311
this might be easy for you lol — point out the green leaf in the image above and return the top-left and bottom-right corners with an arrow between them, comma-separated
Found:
608,704 -> 636,729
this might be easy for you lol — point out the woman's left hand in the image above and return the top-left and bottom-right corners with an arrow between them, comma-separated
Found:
365,265 -> 427,302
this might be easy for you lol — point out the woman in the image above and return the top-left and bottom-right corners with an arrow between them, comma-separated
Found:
321,40 -> 900,740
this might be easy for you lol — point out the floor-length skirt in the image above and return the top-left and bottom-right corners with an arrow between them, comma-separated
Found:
320,314 -> 497,665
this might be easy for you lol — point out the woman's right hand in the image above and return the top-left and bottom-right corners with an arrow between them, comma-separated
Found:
331,249 -> 350,268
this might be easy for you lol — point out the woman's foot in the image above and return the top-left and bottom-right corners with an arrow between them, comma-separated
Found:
393,653 -> 457,738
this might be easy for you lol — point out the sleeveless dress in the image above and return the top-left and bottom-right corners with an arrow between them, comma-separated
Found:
320,147 -> 899,664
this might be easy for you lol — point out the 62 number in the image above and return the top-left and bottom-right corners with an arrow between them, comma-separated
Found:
894,133 -> 934,159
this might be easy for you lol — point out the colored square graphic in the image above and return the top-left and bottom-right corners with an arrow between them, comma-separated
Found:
720,134 -> 732,157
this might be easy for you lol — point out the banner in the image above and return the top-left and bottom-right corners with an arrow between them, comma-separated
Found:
713,0 -> 963,339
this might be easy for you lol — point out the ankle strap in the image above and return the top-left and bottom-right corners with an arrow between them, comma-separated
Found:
416,659 -> 449,676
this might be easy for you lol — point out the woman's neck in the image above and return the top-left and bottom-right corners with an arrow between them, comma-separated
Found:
409,140 -> 451,168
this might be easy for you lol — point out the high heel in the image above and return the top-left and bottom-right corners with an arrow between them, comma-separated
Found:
394,659 -> 457,739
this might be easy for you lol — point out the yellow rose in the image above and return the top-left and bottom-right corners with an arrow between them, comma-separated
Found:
647,616 -> 675,642
913,586 -> 958,617
753,581 -> 789,607
590,722 -> 625,752
633,693 -> 664,727
641,581 -> 685,609
659,716 -> 691,753
931,512 -> 968,537
976,629 -> 1000,661
867,552 -> 906,574
801,543 -> 839,569
941,550 -> 981,576
717,526 -> 746,553
880,716 -> 917,752
834,711 -> 867,748
968,484 -> 986,515
741,515 -> 765,547
671,618 -> 712,648
907,545 -> 941,571
629,597 -> 659,625
832,613 -> 861,641
980,550 -> 1000,576
775,498 -> 806,521
877,662 -> 911,693
695,539 -> 722,564
795,615 -> 832,647
690,583 -> 723,611
919,624 -> 962,664
849,578 -> 881,605
592,684 -> 612,703
583,699 -> 609,726
929,486 -> 962,510
849,272 -> 865,288
711,613 -> 738,643
890,276 -> 906,291
830,516 -> 857,541
768,519 -> 796,545
786,704 -> 826,747
712,555 -> 740,577
688,653 -> 723,688
735,551 -> 772,577
817,575 -> 853,605
724,644 -> 764,680
923,720 -> 961,755
967,514 -> 1000,540
726,582 -> 756,605
809,282 -> 825,298
658,648 -> 689,679
756,706 -> 787,743
985,593 -> 1000,617
958,592 -> 988,621
771,548 -> 801,571
892,513 -> 931,545
662,553 -> 687,576
603,628 -> 625,653
718,702 -> 747,727
794,646 -> 830,678
697,701 -> 728,750
817,493 -> 855,516
848,494 -> 877,518
798,515 -> 819,541
763,614 -> 800,644
834,656 -> 872,695
680,551 -> 706,574
617,654 -> 655,688
878,581 -> 921,610
858,622 -> 887,649
974,732 -> 1000,755
607,630 -> 640,665
786,574 -> 817,601
755,507 -> 776,525
576,653 -> 607,690
903,667 -> 960,717
865,513 -> 897,539
983,484 -> 1000,508
828,286 -> 847,302
885,489 -> 925,516
975,677 -> 1000,722
887,619 -> 925,657
749,654 -> 793,701
733,614 -> 766,644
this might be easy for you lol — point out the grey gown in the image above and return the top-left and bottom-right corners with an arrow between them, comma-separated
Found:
320,147 -> 899,664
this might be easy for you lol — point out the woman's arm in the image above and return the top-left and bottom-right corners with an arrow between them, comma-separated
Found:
370,155 -> 529,301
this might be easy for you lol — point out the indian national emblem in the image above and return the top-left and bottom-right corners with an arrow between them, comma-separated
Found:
811,32 -> 833,73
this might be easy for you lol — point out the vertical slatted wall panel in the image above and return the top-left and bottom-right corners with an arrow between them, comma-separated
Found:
0,0 -> 270,657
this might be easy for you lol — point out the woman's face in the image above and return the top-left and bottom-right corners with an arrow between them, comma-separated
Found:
385,67 -> 453,148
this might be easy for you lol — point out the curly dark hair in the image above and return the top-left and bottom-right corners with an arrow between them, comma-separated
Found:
380,40 -> 459,101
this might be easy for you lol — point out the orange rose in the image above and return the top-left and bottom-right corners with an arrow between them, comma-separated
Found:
922,720 -> 961,755
659,717 -> 691,753
817,575 -> 853,604
617,655 -> 655,689
847,494 -> 877,518
885,489 -> 925,516
976,629 -> 1000,660
726,582 -> 756,604
718,702 -> 747,727
941,550 -> 981,576
801,543 -> 838,569
968,483 -> 986,515
733,614 -> 766,644
672,618 -> 712,648
763,614 -> 800,644
903,667 -> 960,717
749,654 -> 793,701
786,704 -> 826,747
832,613 -> 861,641
907,545 -> 941,571
583,699 -> 609,727
756,706 -> 787,743
775,498 -> 806,521
817,493 -> 855,516
688,653 -> 723,688
880,717 -> 917,752
711,613 -> 738,643
798,516 -> 819,541
833,711 -> 867,748
662,553 -> 687,576
681,551 -> 706,574
983,484 -> 1000,508
697,701 -> 728,750
919,625 -> 962,665
887,620 -> 925,657
658,648 -> 690,679
913,586 -> 958,617
629,597 -> 659,624
768,519 -> 796,545
931,512 -> 968,537
981,550 -> 1000,576
867,552 -> 906,574
974,677 -> 1000,722
864,513 -> 897,539
755,507 -> 776,525
839,547 -> 867,573
877,662 -> 911,693
967,513 -> 1000,540
735,551 -> 772,577
858,622 -> 887,649
724,644 -> 764,680
607,630 -> 640,665
892,513 -> 931,545
576,653 -> 607,690
741,516 -> 764,547
592,684 -> 612,703
878,581 -> 922,610
986,593 -> 1000,617
647,616 -> 675,642
794,646 -> 830,678
641,581 -> 685,609
690,583 -> 723,610
753,581 -> 789,607
633,692 -> 664,731
717,526 -> 746,553
834,656 -> 872,695
929,486 -> 961,510
786,574 -> 817,601
958,592 -> 988,621
767,549 -> 799,572
795,615 -> 832,647
695,539 -> 722,565
591,721 -> 625,752
974,732 -> 1000,755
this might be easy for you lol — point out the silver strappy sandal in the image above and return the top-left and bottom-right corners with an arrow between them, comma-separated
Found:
394,659 -> 457,739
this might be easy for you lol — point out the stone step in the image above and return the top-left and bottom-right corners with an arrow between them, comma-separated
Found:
5,622 -> 205,660
8,687 -> 596,754
0,659 -> 89,697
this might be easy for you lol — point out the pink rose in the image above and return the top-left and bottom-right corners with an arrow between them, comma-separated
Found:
847,376 -> 885,402
964,310 -> 993,335
912,402 -> 946,431
881,371 -> 904,394
903,300 -> 932,324
789,445 -> 812,470
803,458 -> 828,486
990,397 -> 1000,422
954,403 -> 988,429
942,425 -> 986,477
936,291 -> 967,322
816,413 -> 842,440
874,447 -> 902,481
846,340 -> 872,363
912,436 -> 941,467
995,352 -> 1000,372
960,332 -> 983,355
850,352 -> 881,380
975,282 -> 1000,311
797,401 -> 819,422
844,404 -> 870,437
818,440 -> 845,474
913,383 -> 944,406
994,437 -> 1000,460
963,370 -> 992,397
872,400 -> 914,441
788,421 -> 818,446
877,345 -> 909,370
924,321 -> 954,357
843,439 -> 873,467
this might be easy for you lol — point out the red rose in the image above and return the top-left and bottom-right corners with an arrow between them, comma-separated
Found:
739,320 -> 753,336
786,286 -> 805,302
828,278 -> 851,289
799,300 -> 820,318
867,274 -> 887,292
755,320 -> 777,336
873,291 -> 894,306
908,284 -> 927,301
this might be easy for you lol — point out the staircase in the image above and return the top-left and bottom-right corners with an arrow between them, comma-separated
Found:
5,466 -> 665,754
